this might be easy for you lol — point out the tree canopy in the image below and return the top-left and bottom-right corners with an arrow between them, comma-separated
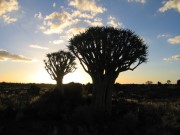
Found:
68,27 -> 148,112
44,50 -> 76,91
69,27 -> 148,79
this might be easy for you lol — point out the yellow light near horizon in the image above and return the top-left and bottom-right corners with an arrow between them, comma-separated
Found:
33,67 -> 91,84
63,71 -> 91,84
34,70 -> 55,84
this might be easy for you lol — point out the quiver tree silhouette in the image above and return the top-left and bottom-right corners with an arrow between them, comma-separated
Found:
68,27 -> 148,113
44,50 -> 76,93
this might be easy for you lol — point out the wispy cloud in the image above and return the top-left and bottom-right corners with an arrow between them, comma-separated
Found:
1,14 -> 17,24
66,27 -> 87,38
0,0 -> 19,24
164,55 -> 180,61
69,0 -> 106,14
159,0 -> 180,13
0,49 -> 33,62
157,34 -> 171,38
34,12 -> 43,19
53,2 -> 56,8
107,16 -> 124,28
84,18 -> 103,27
127,0 -> 146,4
29,44 -> 49,50
168,36 -> 180,44
44,19 -> 80,35
49,40 -> 65,45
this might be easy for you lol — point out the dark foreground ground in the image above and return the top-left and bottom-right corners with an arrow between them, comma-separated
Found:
0,82 -> 180,135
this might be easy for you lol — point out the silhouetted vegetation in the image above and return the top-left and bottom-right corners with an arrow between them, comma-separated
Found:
0,82 -> 180,135
44,50 -> 76,93
146,81 -> 153,85
69,27 -> 148,113
167,80 -> 171,84
177,79 -> 180,86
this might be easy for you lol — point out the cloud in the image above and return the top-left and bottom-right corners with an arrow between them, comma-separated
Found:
84,18 -> 103,27
157,34 -> 171,38
41,7 -> 100,35
0,0 -> 19,23
43,19 -> 80,35
44,10 -> 95,21
49,40 -> 65,45
71,10 -> 95,19
0,49 -> 33,62
159,0 -> 180,13
38,0 -> 107,35
1,14 -> 17,24
53,2 -> 56,8
45,11 -> 66,20
34,12 -> 43,19
69,0 -> 106,14
66,27 -> 87,38
29,44 -> 49,50
0,0 -> 18,16
91,18 -> 103,26
107,16 -> 124,28
168,36 -> 180,44
164,55 -> 180,61
38,0 -> 125,43
41,10 -> 83,34
128,0 -> 146,4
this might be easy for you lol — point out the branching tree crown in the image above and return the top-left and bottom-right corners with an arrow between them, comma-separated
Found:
69,27 -> 148,79
44,50 -> 76,91
68,27 -> 148,112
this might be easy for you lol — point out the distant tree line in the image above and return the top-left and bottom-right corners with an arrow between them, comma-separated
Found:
146,80 -> 180,85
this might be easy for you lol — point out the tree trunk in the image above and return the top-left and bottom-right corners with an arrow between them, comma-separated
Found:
93,77 -> 114,113
55,76 -> 64,94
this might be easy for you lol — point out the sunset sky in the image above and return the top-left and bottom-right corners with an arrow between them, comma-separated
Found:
0,0 -> 180,84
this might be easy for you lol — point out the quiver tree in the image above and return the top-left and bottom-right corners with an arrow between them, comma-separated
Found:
44,50 -> 76,93
68,27 -> 148,113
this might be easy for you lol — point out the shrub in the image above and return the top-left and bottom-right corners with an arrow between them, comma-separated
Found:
27,85 -> 40,95
64,83 -> 83,105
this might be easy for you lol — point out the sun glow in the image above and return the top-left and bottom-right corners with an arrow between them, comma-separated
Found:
34,70 -> 55,84
63,70 -> 91,84
33,66 -> 91,84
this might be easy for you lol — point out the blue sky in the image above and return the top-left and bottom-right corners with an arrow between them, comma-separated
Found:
0,0 -> 180,84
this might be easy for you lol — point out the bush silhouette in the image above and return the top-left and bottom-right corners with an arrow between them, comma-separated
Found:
27,84 -> 40,95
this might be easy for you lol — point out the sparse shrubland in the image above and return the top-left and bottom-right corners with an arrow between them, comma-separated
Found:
0,82 -> 180,135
